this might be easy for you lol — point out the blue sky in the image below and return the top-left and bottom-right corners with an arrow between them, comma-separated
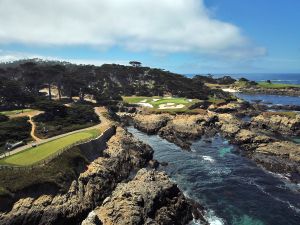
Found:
0,0 -> 299,74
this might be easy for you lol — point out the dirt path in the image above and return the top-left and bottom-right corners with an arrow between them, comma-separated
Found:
28,115 -> 42,142
0,107 -> 111,159
9,110 -> 43,142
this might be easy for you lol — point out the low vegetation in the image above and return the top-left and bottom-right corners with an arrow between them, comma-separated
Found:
0,117 -> 31,153
0,144 -> 93,197
233,78 -> 300,90
257,82 -> 300,89
0,129 -> 101,166
33,101 -> 99,138
0,109 -> 34,117
233,78 -> 258,88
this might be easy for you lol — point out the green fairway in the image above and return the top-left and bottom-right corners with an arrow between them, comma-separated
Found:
0,129 -> 101,166
123,96 -> 199,111
0,109 -> 34,116
258,82 -> 300,89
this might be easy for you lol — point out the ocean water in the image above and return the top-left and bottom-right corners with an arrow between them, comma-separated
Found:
187,73 -> 300,106
128,127 -> 300,225
234,93 -> 300,106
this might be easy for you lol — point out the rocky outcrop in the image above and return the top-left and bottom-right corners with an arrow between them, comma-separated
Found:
133,114 -> 171,134
208,102 -> 252,114
125,109 -> 300,183
83,169 -> 194,225
255,141 -> 300,162
252,141 -> 300,182
252,113 -> 300,136
233,129 -> 273,151
158,113 -> 218,150
238,87 -> 300,97
0,128 -> 153,225
216,113 -> 243,138
215,113 -> 300,181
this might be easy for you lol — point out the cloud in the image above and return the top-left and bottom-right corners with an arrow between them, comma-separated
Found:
0,0 -> 266,58
0,49 -> 128,66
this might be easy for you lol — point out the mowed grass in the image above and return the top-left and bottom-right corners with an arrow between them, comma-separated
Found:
0,109 -> 34,116
123,96 -> 199,110
258,82 -> 300,89
0,129 -> 101,166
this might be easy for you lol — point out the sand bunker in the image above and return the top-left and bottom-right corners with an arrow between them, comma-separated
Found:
222,88 -> 240,93
158,103 -> 185,109
137,102 -> 153,108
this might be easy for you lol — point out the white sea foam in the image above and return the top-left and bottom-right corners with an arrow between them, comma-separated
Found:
204,210 -> 225,225
202,156 -> 215,163
189,209 -> 225,225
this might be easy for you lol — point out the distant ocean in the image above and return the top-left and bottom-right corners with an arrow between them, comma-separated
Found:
185,73 -> 300,85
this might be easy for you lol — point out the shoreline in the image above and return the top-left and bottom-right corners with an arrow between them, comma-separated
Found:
235,88 -> 300,97
120,101 -> 300,184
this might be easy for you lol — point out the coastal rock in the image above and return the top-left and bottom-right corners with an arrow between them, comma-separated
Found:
89,169 -> 193,225
252,113 -> 300,135
210,102 -> 250,114
233,129 -> 273,151
158,113 -> 218,150
216,114 -> 243,137
238,87 -> 300,97
256,141 -> 300,162
133,114 -> 171,134
251,141 -> 300,179
0,127 -> 153,225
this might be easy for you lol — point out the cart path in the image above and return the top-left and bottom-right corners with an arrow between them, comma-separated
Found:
0,107 -> 110,159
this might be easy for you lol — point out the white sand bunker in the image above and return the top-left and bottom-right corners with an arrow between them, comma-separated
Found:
137,102 -> 153,108
152,98 -> 160,102
222,88 -> 240,93
158,103 -> 185,109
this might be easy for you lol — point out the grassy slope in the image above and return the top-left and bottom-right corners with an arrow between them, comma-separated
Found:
234,81 -> 300,89
0,109 -> 34,116
0,145 -> 90,197
0,129 -> 101,166
258,82 -> 300,89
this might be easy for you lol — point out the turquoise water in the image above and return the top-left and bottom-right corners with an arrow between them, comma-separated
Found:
128,127 -> 300,225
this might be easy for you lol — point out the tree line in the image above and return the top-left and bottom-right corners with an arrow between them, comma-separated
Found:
0,59 -> 214,109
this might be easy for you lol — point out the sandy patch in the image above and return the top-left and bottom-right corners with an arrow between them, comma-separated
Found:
158,104 -> 185,109
152,98 -> 160,102
137,102 -> 153,108
222,88 -> 240,93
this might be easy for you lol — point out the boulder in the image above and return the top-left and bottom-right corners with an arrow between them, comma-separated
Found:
252,113 -> 300,135
91,169 -> 194,225
133,114 -> 171,134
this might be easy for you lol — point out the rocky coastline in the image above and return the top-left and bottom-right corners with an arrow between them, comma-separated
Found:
122,102 -> 300,183
237,87 -> 300,97
0,127 -> 197,225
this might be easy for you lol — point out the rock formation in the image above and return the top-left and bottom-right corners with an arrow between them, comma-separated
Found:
82,169 -> 193,225
252,113 -> 300,136
0,128 -> 154,225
